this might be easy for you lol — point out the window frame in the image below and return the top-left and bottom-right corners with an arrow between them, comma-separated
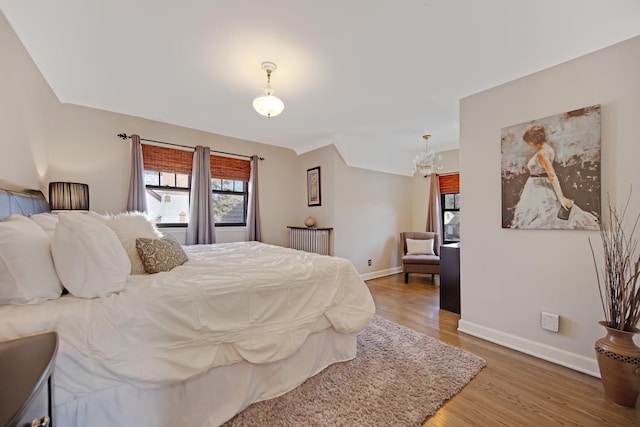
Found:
441,192 -> 460,244
144,171 -> 249,228
211,179 -> 249,227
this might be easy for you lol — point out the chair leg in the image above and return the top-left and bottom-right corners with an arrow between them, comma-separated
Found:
432,274 -> 434,279
404,273 -> 408,283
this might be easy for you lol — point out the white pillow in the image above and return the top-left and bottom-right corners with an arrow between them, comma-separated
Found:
406,238 -> 435,255
0,215 -> 63,304
30,212 -> 59,241
95,212 -> 163,275
51,213 -> 131,298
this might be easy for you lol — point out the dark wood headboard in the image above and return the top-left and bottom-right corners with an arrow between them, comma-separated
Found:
0,181 -> 50,221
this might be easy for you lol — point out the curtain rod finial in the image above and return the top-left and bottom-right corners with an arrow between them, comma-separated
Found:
117,133 -> 130,140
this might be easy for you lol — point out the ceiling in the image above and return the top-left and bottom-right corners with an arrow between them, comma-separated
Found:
2,1 -> 640,176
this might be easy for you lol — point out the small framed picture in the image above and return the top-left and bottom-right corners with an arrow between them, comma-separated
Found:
307,166 -> 321,207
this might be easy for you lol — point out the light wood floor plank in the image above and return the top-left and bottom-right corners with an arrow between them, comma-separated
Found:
365,273 -> 640,426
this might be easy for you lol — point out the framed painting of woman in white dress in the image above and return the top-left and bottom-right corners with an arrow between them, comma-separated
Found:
501,105 -> 601,230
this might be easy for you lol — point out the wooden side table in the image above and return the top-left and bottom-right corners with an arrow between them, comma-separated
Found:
0,332 -> 58,427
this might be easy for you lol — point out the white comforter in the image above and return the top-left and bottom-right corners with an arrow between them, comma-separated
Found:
0,242 -> 375,404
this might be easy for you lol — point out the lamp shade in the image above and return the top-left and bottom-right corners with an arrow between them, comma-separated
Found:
252,94 -> 284,118
49,182 -> 90,211
253,61 -> 284,118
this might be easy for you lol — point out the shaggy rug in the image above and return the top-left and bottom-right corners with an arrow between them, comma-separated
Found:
223,315 -> 486,426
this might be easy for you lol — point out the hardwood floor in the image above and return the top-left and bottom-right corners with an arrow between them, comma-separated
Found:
365,273 -> 640,427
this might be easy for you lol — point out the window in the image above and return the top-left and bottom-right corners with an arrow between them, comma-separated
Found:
211,179 -> 248,226
144,171 -> 191,224
439,174 -> 460,244
141,145 -> 250,227
441,193 -> 460,243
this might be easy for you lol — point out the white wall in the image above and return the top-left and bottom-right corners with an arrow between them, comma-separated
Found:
459,36 -> 640,376
297,145 -> 414,276
0,11 -> 54,189
297,145 -> 338,239
334,158 -> 412,278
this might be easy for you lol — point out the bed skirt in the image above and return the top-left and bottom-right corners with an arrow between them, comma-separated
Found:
56,328 -> 357,426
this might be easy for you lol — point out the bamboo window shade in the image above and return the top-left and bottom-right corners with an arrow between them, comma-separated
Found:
210,155 -> 250,182
438,173 -> 460,194
141,144 -> 251,181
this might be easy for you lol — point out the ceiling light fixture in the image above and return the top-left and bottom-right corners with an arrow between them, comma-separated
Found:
412,134 -> 443,177
252,61 -> 284,118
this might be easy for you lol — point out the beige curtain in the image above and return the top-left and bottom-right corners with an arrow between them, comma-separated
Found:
186,146 -> 216,245
425,174 -> 442,238
126,134 -> 148,213
246,155 -> 262,241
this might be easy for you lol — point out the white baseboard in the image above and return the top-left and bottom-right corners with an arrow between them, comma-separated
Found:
360,267 -> 402,281
458,320 -> 600,378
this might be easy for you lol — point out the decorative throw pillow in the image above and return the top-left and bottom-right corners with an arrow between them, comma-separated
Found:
0,215 -> 63,304
95,212 -> 162,275
406,238 -> 435,255
136,235 -> 189,274
51,213 -> 131,298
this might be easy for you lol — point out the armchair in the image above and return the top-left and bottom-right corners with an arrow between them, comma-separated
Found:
400,231 -> 440,283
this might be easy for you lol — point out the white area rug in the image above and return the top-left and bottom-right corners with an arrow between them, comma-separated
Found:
223,315 -> 486,426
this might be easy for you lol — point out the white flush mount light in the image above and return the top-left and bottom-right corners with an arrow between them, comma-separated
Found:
412,134 -> 443,177
252,61 -> 284,118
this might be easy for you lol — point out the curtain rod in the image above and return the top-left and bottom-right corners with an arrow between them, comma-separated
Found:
117,133 -> 264,160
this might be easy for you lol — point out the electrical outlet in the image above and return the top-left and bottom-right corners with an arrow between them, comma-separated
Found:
541,311 -> 559,332
367,259 -> 372,266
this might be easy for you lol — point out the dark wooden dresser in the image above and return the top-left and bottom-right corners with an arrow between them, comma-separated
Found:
0,332 -> 58,427
440,243 -> 461,314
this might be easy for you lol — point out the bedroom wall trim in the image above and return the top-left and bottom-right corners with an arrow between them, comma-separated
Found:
458,320 -> 600,377
360,267 -> 402,281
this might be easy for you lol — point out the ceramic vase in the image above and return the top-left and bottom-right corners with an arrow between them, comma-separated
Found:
304,216 -> 315,227
595,321 -> 640,407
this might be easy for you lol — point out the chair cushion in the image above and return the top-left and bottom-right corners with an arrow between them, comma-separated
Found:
402,254 -> 440,265
406,238 -> 434,255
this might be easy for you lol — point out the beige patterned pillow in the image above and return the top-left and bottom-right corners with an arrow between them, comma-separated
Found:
135,235 -> 189,274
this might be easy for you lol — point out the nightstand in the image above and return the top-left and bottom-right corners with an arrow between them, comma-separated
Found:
0,332 -> 58,427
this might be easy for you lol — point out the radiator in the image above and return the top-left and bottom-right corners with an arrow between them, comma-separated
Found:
287,226 -> 332,255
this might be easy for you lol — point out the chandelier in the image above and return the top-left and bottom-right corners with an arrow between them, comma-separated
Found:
412,134 -> 442,177
252,61 -> 284,118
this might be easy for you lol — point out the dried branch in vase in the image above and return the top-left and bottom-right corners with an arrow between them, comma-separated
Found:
589,191 -> 640,331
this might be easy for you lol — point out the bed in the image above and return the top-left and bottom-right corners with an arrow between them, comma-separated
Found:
0,183 -> 375,426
